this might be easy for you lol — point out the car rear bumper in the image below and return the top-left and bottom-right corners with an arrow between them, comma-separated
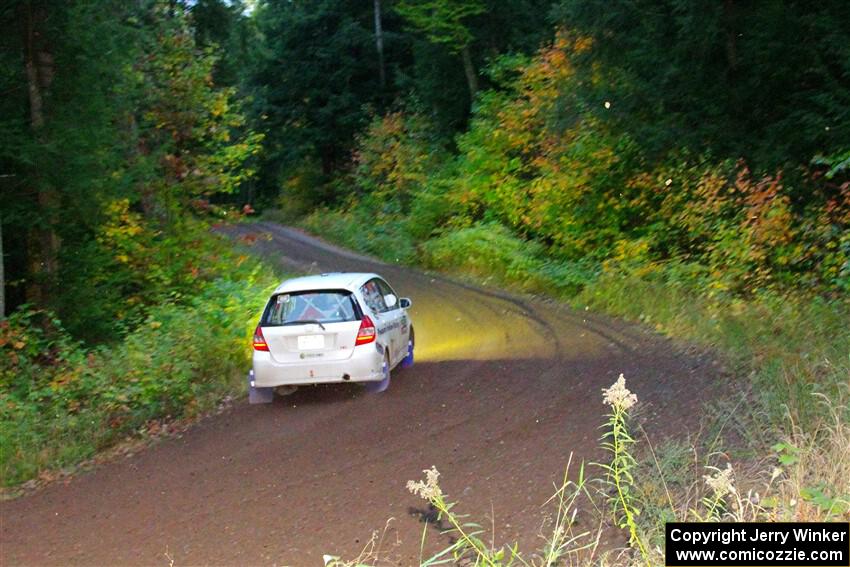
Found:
252,344 -> 385,387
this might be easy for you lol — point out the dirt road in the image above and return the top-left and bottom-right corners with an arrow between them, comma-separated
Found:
1,222 -> 718,565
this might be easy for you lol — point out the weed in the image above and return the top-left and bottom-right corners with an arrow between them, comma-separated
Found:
329,373 -> 850,566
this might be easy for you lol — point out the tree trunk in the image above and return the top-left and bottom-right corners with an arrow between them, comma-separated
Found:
373,0 -> 386,89
22,1 -> 59,305
460,45 -> 478,104
722,0 -> 742,118
0,217 -> 5,318
723,0 -> 738,73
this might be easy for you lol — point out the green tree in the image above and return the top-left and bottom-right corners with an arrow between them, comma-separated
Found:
1,0 -> 261,339
1,0 -> 141,310
189,0 -> 253,87
249,0 -> 385,204
395,0 -> 486,103
552,0 -> 850,169
134,5 -> 263,222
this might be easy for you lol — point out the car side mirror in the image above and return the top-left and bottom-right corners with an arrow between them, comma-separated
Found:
384,293 -> 397,308
399,297 -> 412,309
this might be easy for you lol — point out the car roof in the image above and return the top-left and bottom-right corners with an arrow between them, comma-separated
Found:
272,272 -> 379,295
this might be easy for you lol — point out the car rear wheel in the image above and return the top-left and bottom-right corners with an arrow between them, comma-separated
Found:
365,351 -> 391,393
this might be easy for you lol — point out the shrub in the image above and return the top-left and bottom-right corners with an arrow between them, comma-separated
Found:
353,111 -> 447,214
0,233 -> 278,487
301,205 -> 418,265
421,223 -> 598,295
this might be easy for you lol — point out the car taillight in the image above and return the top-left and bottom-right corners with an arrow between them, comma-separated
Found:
355,315 -> 376,346
253,325 -> 269,351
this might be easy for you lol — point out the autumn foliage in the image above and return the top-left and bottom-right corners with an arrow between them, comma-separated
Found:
306,31 -> 850,298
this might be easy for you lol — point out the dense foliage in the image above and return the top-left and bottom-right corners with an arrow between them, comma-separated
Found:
1,0 -> 262,338
7,2 -> 844,320
302,29 -> 849,299
1,1 -> 267,485
553,0 -> 850,167
0,231 -> 276,486
248,0 -> 551,204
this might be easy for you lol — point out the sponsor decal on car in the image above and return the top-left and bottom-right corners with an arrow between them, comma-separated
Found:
377,320 -> 403,334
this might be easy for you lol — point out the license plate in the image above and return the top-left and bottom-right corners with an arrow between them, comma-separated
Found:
297,334 -> 325,350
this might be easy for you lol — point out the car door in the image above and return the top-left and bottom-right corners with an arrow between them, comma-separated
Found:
359,278 -> 391,356
374,278 -> 406,365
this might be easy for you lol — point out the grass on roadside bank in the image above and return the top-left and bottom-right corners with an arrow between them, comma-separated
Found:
325,373 -> 848,566
0,230 -> 280,491
579,275 -> 850,556
576,273 -> 850,432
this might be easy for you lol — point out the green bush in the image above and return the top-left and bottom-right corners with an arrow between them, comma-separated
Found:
421,222 -> 599,295
422,223 -> 547,288
301,204 -> 418,265
0,236 -> 278,487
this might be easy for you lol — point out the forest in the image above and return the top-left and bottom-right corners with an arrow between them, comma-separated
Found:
1,0 -> 848,559
3,0 -> 848,336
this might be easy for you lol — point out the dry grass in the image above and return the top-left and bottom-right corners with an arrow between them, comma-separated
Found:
328,372 -> 849,566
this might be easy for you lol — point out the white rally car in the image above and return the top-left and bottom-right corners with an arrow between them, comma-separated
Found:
248,272 -> 414,403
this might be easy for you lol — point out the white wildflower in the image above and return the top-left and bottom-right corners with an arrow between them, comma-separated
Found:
704,463 -> 736,498
407,466 -> 442,501
552,524 -> 565,542
602,374 -> 638,410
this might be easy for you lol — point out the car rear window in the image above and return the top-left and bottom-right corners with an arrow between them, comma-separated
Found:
263,290 -> 359,325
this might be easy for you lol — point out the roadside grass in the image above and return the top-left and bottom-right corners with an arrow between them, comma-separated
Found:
576,271 -> 850,535
324,375 -> 848,566
299,212 -> 598,297
0,233 -> 280,491
420,223 -> 598,297
577,272 -> 850,426
300,207 -> 418,265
